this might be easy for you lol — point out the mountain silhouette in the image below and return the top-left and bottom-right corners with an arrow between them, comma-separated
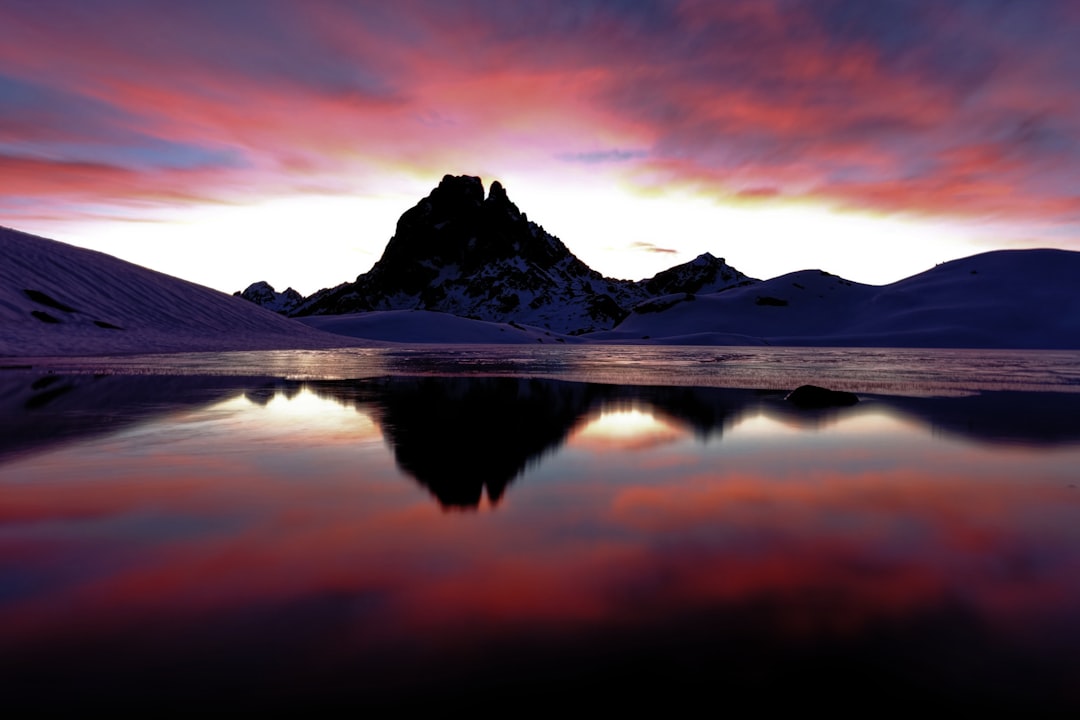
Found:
243,175 -> 752,334
6,372 -> 1080,510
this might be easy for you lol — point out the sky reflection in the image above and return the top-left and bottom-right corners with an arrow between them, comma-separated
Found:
567,404 -> 686,452
1,375 -> 1079,710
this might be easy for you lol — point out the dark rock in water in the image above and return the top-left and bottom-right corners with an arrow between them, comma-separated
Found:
785,385 -> 859,408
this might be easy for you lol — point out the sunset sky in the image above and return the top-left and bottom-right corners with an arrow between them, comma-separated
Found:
3,0 -> 1079,295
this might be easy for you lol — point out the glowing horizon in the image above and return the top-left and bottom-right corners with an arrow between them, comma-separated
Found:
3,1 -> 1079,295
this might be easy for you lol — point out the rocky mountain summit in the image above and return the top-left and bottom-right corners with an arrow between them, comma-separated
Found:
242,175 -> 753,334
234,281 -> 303,314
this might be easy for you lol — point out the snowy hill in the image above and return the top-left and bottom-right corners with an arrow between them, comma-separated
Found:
247,175 -> 752,334
297,310 -> 579,344
0,226 -> 365,357
590,250 -> 1080,349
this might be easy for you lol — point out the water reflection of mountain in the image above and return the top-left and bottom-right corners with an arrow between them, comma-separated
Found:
307,377 -> 594,507
306,378 -> 763,508
306,378 -> 1080,509
875,391 -> 1080,447
0,371 -> 279,464
5,371 -> 1080,508
298,379 -> 1080,509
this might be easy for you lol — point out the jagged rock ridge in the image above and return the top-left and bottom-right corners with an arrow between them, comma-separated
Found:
242,175 -> 754,334
234,281 -> 303,314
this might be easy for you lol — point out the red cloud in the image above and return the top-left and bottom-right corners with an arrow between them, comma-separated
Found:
0,1 -> 1078,233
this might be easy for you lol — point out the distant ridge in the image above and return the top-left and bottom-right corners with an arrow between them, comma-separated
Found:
241,175 -> 753,334
591,249 -> 1080,349
234,281 -> 303,314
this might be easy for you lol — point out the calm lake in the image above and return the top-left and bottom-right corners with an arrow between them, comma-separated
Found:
2,346 -> 1079,711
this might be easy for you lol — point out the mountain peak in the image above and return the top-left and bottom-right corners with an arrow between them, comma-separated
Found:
269,175 -> 752,333
434,174 -> 485,204
235,281 -> 303,314
484,178 -> 523,221
637,252 -> 751,297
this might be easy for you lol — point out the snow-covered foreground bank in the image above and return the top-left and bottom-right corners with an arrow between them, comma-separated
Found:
0,226 -> 368,356
297,310 -> 580,345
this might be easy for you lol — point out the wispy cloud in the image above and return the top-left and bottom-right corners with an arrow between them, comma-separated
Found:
557,149 -> 648,164
630,241 -> 677,255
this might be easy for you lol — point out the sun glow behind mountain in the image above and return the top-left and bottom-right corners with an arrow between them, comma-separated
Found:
507,178 -> 982,288
3,1 -> 1078,294
48,180 -> 982,296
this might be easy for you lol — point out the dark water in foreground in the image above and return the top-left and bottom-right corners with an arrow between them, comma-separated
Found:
2,347 -> 1079,710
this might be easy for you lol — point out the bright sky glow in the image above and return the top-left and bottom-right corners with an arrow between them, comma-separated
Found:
3,1 -> 1079,293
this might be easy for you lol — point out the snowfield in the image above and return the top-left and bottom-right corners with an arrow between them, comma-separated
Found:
297,310 -> 579,345
588,250 -> 1080,349
0,226 -> 367,357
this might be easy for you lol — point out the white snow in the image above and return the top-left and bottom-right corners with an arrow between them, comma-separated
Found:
0,226 -> 370,357
297,310 -> 578,344
590,250 -> 1080,349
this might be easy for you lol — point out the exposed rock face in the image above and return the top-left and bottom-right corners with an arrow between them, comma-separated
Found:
234,281 -> 303,315
640,252 -> 754,297
240,175 -> 754,334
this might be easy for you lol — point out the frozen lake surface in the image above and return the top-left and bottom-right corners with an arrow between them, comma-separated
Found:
16,344 -> 1080,395
2,346 -> 1080,711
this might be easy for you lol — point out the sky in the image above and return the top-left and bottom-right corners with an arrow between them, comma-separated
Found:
2,0 -> 1080,295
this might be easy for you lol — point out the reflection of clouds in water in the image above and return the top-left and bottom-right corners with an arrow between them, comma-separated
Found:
3,374 -> 1080,709
242,388 -> 382,444
601,465 -> 1080,633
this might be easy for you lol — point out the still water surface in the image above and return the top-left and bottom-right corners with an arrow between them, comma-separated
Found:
22,343 -> 1080,394
2,347 -> 1079,710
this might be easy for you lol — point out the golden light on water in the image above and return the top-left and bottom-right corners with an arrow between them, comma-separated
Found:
237,387 -> 382,443
568,405 -> 685,451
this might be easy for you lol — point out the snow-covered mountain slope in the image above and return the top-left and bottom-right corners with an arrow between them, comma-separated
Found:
256,175 -> 752,335
590,250 -> 1080,349
0,226 -> 366,357
297,310 -> 580,344
234,281 -> 303,314
636,251 -> 754,297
